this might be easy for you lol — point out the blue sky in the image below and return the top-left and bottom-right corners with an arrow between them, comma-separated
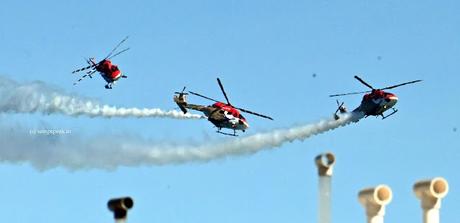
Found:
0,0 -> 459,222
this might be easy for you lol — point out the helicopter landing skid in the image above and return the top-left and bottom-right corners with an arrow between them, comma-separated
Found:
217,130 -> 238,137
381,108 -> 398,120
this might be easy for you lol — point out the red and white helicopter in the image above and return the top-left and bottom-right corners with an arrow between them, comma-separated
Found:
174,78 -> 273,136
330,75 -> 422,120
71,36 -> 129,89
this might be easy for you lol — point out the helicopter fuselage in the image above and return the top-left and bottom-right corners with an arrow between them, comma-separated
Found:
173,78 -> 273,136
174,95 -> 249,131
206,102 -> 249,131
331,76 -> 420,120
354,90 -> 398,117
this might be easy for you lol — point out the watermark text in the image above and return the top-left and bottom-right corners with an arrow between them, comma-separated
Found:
29,129 -> 72,135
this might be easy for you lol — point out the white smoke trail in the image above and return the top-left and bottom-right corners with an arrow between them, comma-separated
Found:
0,76 -> 203,119
0,112 -> 364,171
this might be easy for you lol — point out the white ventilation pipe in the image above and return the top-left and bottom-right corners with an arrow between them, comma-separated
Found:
413,177 -> 449,223
315,153 -> 335,177
108,197 -> 134,223
358,185 -> 393,223
315,152 -> 336,223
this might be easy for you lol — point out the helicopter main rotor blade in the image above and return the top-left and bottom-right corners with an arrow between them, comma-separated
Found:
380,79 -> 422,90
188,91 -> 220,103
217,78 -> 231,105
237,107 -> 274,120
71,64 -> 96,74
329,90 -> 371,97
354,75 -> 375,90
104,36 -> 129,60
108,48 -> 130,60
73,69 -> 96,85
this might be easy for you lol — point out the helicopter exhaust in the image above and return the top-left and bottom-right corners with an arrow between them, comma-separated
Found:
334,100 -> 347,120
0,76 -> 203,119
0,77 -> 365,170
0,110 -> 364,170
413,177 -> 449,223
358,185 -> 393,223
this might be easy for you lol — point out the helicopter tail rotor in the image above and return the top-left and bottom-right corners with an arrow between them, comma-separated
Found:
174,86 -> 189,96
174,87 -> 189,114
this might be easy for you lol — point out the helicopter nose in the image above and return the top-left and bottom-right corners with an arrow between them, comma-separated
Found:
239,119 -> 250,129
386,96 -> 398,107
